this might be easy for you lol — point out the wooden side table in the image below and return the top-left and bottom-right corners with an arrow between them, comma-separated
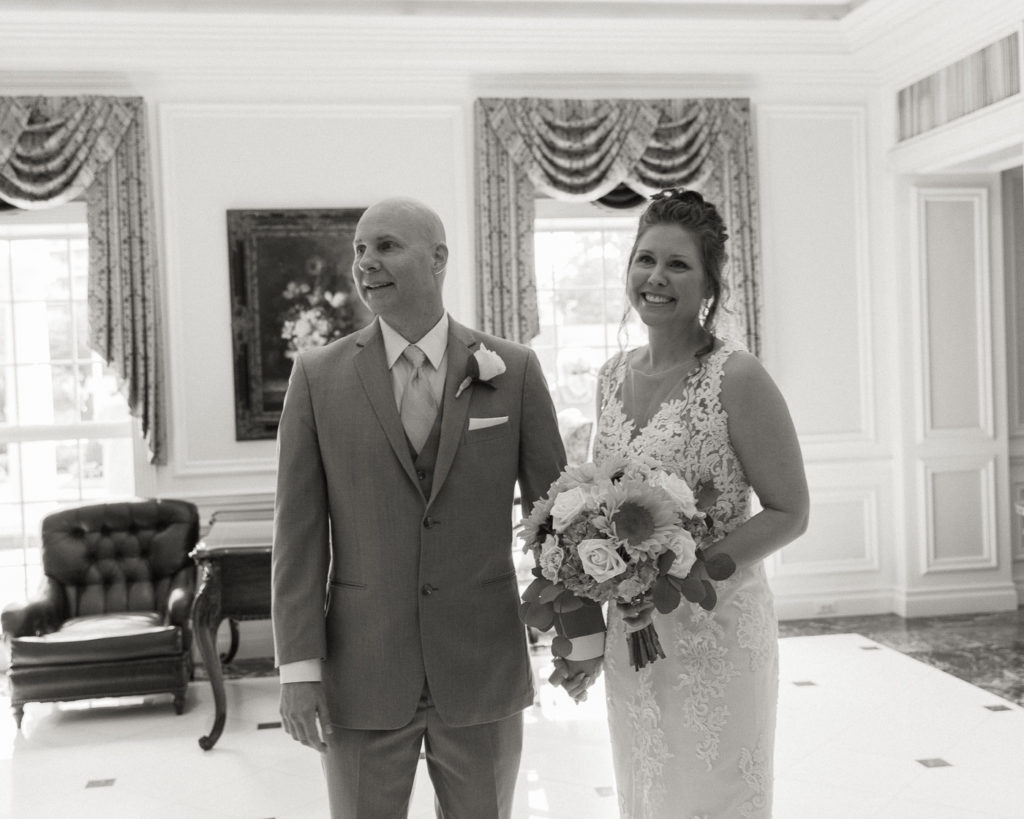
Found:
190,541 -> 272,750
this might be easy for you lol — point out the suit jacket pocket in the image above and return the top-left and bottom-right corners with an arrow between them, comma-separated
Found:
464,421 -> 512,444
480,569 -> 516,588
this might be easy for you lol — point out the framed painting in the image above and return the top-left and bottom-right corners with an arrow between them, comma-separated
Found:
227,208 -> 371,440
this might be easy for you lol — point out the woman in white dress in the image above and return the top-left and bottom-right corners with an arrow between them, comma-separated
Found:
585,188 -> 808,818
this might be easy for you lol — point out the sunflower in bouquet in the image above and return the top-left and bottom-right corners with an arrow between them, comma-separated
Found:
519,456 -> 735,671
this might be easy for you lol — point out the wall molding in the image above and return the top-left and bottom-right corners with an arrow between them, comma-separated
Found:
896,582 -> 1019,617
773,588 -> 895,622
911,187 -> 993,442
772,486 -> 880,577
920,457 -> 999,573
757,104 -> 877,448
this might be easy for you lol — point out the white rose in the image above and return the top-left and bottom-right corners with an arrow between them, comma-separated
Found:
550,486 -> 589,532
473,344 -> 506,381
538,534 -> 563,581
666,529 -> 699,579
577,538 -> 628,583
650,471 -> 699,518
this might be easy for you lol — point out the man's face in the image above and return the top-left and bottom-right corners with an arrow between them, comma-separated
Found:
351,202 -> 445,327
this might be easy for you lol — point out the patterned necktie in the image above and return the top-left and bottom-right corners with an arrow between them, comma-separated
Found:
400,344 -> 438,453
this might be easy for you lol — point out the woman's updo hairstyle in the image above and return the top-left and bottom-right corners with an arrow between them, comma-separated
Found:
630,188 -> 729,332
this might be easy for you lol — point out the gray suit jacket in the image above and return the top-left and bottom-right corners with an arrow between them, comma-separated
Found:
272,317 -> 577,729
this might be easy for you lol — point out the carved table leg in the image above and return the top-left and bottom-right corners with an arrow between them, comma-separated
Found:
191,559 -> 226,750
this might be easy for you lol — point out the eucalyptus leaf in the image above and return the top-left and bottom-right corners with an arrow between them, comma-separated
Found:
537,583 -> 564,605
551,636 -> 573,658
704,552 -> 736,581
522,577 -> 551,603
656,550 -> 676,575
680,574 -> 706,603
653,576 -> 682,614
523,600 -> 555,631
552,593 -> 584,613
698,579 -> 718,611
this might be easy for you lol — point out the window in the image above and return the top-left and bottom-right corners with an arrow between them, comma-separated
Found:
0,203 -> 136,608
532,200 -> 644,427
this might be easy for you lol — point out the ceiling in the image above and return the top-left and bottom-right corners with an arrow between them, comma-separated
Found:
2,0 -> 872,20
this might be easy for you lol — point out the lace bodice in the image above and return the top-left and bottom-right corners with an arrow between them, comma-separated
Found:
593,338 -> 751,539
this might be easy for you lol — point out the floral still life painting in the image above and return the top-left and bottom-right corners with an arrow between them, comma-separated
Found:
519,456 -> 735,670
228,208 -> 371,440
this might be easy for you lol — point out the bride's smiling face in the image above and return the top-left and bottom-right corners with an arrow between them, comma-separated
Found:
627,224 -> 708,329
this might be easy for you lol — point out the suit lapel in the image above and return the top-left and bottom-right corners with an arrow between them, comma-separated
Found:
354,320 -> 419,486
428,320 -> 477,508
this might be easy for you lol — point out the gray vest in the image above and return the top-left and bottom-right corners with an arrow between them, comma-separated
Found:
407,404 -> 443,500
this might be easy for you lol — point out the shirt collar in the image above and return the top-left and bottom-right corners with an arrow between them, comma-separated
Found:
380,313 -> 449,370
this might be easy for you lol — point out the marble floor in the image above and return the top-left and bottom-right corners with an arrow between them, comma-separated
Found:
2,611 -> 1024,818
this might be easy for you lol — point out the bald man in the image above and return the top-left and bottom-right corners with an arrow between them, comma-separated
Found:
271,197 -> 604,818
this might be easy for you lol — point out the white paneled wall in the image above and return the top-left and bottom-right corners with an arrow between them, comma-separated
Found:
900,184 -> 1017,615
756,105 -> 898,619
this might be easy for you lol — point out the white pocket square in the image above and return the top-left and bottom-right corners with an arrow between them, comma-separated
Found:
468,416 -> 509,431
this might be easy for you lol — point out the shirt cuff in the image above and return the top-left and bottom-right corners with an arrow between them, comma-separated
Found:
278,658 -> 322,683
566,632 -> 605,661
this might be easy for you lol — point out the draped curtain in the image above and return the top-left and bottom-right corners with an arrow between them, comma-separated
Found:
0,96 -> 164,463
475,97 -> 762,355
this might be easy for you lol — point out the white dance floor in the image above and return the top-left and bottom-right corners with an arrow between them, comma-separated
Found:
2,634 -> 1022,818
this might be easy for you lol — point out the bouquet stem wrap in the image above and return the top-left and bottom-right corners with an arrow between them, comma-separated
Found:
628,623 -> 666,671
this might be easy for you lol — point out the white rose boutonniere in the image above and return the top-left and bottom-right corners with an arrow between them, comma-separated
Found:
455,343 -> 507,398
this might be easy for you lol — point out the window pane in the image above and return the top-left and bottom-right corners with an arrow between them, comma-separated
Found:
0,239 -> 10,300
51,363 -> 79,424
0,502 -> 23,545
55,439 -> 82,500
16,364 -> 57,424
74,301 -> 90,361
0,302 -> 12,365
70,238 -> 88,300
0,365 -> 15,425
533,233 -> 556,290
554,288 -> 605,326
80,437 -> 135,499
84,360 -> 129,421
10,239 -> 70,301
0,442 -> 20,504
47,302 -> 74,361
21,440 -> 59,502
12,302 -> 53,363
603,231 -> 633,288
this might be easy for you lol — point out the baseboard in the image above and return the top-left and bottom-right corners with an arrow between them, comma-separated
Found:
895,583 -> 1020,618
774,589 -> 895,621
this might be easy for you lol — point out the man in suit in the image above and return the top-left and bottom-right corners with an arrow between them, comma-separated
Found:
271,196 -> 603,818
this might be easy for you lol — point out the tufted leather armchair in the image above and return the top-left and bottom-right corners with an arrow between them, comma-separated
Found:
1,498 -> 199,729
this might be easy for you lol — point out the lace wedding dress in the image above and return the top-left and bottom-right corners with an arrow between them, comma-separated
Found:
594,339 -> 778,819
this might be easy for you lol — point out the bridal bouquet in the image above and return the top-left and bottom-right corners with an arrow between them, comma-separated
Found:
519,456 -> 735,671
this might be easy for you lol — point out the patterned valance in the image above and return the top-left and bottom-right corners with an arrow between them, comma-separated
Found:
0,97 -> 164,463
475,97 -> 762,355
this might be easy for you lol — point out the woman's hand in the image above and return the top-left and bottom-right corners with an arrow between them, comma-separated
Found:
616,596 -> 655,633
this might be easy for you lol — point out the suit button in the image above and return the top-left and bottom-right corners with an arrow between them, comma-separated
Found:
423,517 -> 435,529
417,470 -> 427,481
421,584 -> 437,596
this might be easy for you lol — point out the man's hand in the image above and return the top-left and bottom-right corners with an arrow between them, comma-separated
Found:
280,681 -> 332,753
548,656 -> 603,703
